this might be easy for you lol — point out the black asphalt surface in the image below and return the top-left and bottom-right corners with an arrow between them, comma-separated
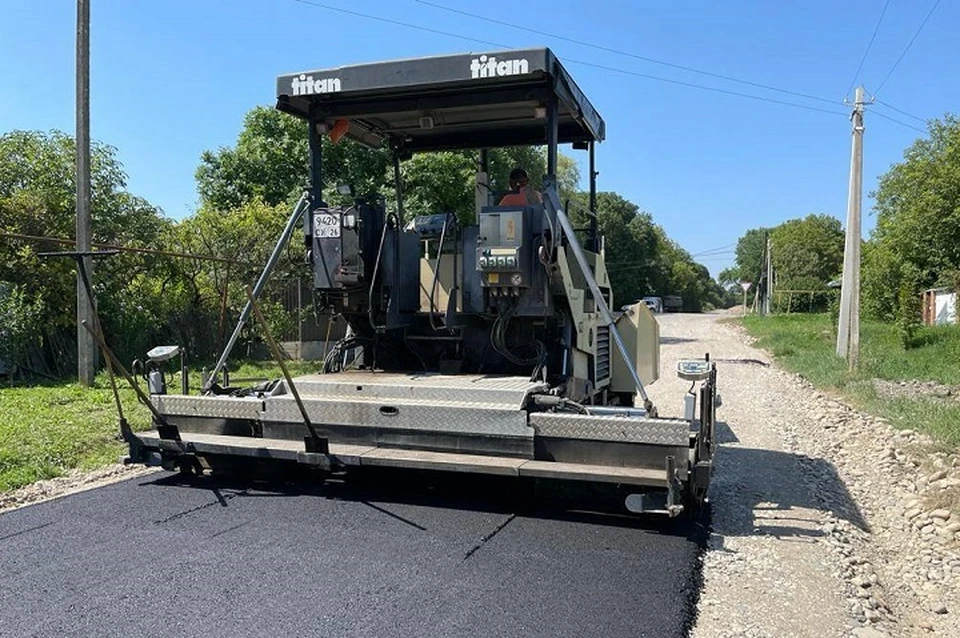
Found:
0,469 -> 704,637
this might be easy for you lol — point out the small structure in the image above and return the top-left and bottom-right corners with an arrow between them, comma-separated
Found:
922,287 -> 957,326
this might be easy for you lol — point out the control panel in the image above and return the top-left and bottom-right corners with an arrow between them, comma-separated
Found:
477,207 -> 529,290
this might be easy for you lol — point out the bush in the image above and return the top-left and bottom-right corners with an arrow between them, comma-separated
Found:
0,284 -> 46,373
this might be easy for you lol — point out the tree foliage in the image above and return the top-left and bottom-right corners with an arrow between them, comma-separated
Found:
0,130 -> 170,372
770,214 -> 843,291
862,114 -> 960,320
728,215 -> 843,313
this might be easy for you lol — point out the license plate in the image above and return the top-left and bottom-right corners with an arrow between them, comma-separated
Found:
314,213 -> 341,238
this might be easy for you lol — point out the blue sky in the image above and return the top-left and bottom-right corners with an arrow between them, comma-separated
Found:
1,0 -> 956,277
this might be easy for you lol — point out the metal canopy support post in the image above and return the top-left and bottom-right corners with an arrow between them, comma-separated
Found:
206,193 -> 310,391
476,148 -> 489,219
393,151 -> 404,224
308,121 -> 324,206
588,141 -> 598,252
545,94 -> 559,179
542,186 -> 656,414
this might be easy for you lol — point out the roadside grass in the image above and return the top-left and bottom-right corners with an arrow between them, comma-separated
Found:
742,314 -> 960,446
0,358 -> 321,493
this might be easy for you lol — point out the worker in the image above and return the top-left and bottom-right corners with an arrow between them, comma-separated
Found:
498,168 -> 543,206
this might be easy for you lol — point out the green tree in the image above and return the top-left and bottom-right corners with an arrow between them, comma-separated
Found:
0,130 -> 170,371
864,114 -> 959,319
731,227 -> 768,287
770,214 -> 844,291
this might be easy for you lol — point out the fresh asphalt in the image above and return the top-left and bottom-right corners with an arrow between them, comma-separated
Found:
0,468 -> 705,637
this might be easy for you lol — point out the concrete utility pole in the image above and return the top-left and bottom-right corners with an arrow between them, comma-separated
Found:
763,234 -> 773,315
76,0 -> 95,385
836,86 -> 865,369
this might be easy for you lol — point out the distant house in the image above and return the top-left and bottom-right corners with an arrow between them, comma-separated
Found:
922,288 -> 957,326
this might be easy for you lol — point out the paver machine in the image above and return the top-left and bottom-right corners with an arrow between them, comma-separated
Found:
126,48 -> 718,516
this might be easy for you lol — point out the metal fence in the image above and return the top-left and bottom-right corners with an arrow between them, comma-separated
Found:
275,278 -> 347,359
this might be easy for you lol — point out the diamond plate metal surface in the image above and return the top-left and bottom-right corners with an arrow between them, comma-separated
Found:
280,372 -> 546,410
155,395 -> 263,420
262,396 -> 533,438
530,413 -> 690,446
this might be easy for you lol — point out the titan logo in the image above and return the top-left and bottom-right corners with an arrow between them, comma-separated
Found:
291,74 -> 342,96
469,55 -> 529,79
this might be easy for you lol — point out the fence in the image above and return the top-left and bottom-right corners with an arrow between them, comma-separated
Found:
772,289 -> 836,314
275,278 -> 347,359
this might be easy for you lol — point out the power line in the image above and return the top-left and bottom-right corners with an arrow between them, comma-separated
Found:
845,0 -> 891,98
561,58 -> 848,117
874,98 -> 926,123
415,0 -> 839,107
869,108 -> 927,134
691,244 -> 736,257
874,0 -> 942,95
293,0 -> 506,48
291,1 -> 847,118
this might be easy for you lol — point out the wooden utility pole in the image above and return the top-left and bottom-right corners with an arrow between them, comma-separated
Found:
836,86 -> 865,369
76,0 -> 95,385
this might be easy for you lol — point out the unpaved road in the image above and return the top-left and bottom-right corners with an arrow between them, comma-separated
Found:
650,314 -> 854,637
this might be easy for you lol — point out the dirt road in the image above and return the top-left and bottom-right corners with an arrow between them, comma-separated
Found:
653,313 -> 960,638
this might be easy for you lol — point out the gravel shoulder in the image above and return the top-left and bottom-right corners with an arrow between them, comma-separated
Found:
651,313 -> 960,638
0,463 -> 159,514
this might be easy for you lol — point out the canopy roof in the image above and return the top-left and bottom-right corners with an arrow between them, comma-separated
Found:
275,48 -> 604,152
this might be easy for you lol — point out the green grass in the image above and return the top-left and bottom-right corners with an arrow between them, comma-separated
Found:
742,314 -> 960,446
0,359 -> 320,493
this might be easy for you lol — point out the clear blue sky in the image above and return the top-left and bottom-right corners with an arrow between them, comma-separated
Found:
2,0 -> 956,277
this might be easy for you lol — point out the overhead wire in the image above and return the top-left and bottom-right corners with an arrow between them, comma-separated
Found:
292,1 -> 929,136
868,109 -> 927,134
415,0 -> 840,107
561,58 -> 848,117
845,0 -> 891,98
873,98 -> 926,123
873,0 -> 942,95
291,0 -> 847,118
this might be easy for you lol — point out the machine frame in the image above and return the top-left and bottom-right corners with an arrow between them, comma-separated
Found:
124,48 -> 717,516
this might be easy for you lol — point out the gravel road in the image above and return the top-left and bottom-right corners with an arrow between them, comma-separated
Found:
653,313 -> 960,638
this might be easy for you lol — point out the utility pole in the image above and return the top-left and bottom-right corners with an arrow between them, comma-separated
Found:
76,0 -> 95,385
836,86 -> 865,369
764,234 -> 773,315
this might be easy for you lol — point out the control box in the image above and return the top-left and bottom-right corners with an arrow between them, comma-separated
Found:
477,207 -> 529,289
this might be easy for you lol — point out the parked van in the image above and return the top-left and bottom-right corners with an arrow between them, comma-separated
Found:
641,296 -> 663,313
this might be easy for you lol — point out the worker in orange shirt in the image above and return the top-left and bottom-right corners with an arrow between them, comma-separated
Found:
498,168 -> 543,206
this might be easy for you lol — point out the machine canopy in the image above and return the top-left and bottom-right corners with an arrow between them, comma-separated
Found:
275,48 -> 605,153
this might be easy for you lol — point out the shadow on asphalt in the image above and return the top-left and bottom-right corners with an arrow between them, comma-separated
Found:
714,421 -> 740,444
140,467 -> 708,540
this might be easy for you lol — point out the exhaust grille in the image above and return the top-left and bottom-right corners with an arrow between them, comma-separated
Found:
595,325 -> 611,382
